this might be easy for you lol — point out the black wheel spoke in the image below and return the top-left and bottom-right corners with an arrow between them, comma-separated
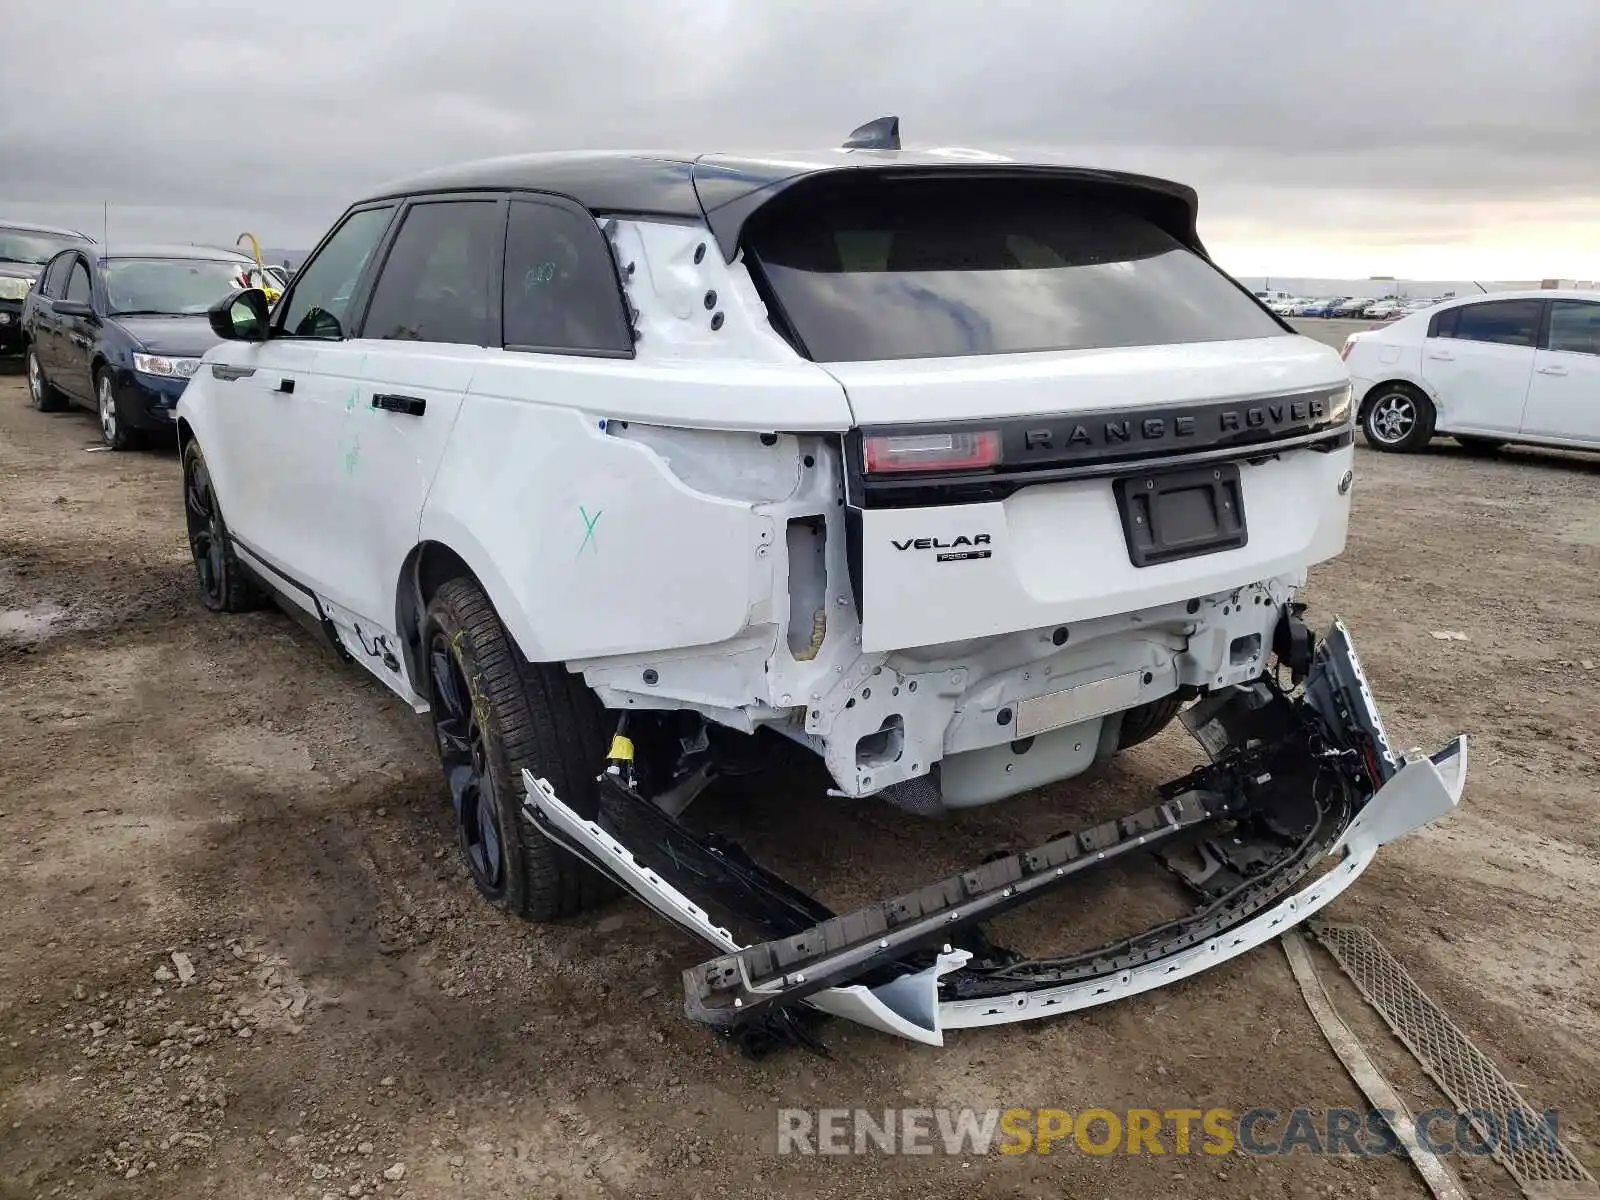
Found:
192,536 -> 215,591
185,477 -> 211,521
207,540 -> 225,592
431,651 -> 466,719
445,762 -> 475,820
182,455 -> 226,599
479,793 -> 502,878
429,631 -> 505,894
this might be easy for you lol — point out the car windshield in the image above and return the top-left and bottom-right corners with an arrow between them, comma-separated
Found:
102,258 -> 248,316
0,226 -> 85,265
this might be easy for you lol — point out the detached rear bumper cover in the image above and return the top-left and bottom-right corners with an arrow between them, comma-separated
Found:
523,620 -> 1465,1046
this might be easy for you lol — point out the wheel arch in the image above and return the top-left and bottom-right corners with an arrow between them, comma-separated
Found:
1356,374 -> 1436,422
396,537 -> 546,701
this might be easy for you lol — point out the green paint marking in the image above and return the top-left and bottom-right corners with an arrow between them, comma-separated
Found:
343,437 -> 361,476
577,505 -> 602,558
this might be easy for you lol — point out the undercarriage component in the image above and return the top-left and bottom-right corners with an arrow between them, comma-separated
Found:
522,619 -> 1466,1047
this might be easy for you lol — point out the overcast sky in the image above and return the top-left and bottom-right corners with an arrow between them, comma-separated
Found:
3,0 -> 1597,280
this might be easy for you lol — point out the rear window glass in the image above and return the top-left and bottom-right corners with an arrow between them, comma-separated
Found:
744,180 -> 1284,362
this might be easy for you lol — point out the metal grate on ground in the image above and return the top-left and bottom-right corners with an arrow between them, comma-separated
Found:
1310,921 -> 1598,1200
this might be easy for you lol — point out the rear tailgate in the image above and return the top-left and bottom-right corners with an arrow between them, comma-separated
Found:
836,342 -> 1353,651
740,169 -> 1355,652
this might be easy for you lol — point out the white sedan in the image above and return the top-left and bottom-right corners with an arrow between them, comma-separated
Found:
1342,289 -> 1600,453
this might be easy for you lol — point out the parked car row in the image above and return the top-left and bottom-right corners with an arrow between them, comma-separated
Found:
1256,292 -> 1446,320
4,216 -> 290,449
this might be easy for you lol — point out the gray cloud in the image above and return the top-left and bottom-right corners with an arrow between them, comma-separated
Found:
2,0 -> 1597,274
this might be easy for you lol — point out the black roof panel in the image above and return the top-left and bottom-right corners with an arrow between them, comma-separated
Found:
357,147 -> 1204,261
362,151 -> 702,217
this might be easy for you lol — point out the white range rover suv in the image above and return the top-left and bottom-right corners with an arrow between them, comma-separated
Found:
180,121 -> 1464,1048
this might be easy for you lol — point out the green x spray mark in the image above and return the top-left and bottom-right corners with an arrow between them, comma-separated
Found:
577,505 -> 602,558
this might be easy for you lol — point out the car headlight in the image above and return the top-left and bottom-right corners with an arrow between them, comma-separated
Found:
0,277 -> 32,301
133,353 -> 201,378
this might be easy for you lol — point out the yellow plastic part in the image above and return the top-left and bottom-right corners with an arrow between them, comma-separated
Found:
792,608 -> 827,662
606,734 -> 635,762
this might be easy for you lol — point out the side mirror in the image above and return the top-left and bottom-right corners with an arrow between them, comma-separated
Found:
54,300 -> 94,319
209,288 -> 270,342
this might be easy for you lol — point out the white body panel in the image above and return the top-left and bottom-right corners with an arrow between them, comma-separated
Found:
1420,336 -> 1532,434
424,391 -> 780,662
857,444 -> 1351,652
205,340 -> 324,578
1523,348 -> 1600,442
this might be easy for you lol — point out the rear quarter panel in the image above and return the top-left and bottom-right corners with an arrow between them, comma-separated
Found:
1347,329 -> 1431,412
421,351 -> 852,662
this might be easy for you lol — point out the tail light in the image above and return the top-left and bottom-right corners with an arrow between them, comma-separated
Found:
862,430 -> 1002,474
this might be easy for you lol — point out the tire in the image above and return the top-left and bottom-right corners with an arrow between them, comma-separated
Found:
1455,435 -> 1507,454
182,439 -> 265,613
1116,692 -> 1186,750
26,346 -> 65,412
423,576 -> 615,921
1361,383 -> 1435,452
96,367 -> 143,451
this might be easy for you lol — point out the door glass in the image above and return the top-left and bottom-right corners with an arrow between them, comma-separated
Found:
64,260 -> 91,305
1546,301 -> 1600,356
361,201 -> 501,346
1429,307 -> 1460,339
502,200 -> 632,354
1449,299 -> 1541,348
41,254 -> 73,298
276,207 -> 393,339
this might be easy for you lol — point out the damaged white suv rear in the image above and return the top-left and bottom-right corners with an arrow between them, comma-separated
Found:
178,120 -> 1465,1050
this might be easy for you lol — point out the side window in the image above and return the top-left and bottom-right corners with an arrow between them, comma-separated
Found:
1428,307 -> 1459,339
502,199 -> 632,355
1546,301 -> 1600,356
40,253 -> 73,299
276,206 -> 393,339
1449,299 -> 1542,348
361,200 -> 502,346
64,258 -> 92,305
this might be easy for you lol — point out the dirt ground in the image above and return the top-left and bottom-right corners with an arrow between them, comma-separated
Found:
2,325 -> 1598,1200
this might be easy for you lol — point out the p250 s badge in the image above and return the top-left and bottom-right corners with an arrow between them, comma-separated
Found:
891,534 -> 993,562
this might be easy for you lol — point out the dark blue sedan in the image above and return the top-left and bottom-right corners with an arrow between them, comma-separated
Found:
21,243 -> 257,449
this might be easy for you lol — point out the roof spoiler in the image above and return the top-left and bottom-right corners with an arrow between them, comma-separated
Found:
695,162 -> 1205,264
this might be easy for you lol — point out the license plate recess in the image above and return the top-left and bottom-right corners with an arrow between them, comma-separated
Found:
1113,463 -> 1247,567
